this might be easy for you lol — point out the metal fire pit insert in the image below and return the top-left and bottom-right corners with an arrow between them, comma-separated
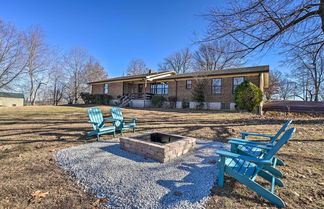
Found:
120,132 -> 196,163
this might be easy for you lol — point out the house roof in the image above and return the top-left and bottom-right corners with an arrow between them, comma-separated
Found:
0,92 -> 24,99
89,65 -> 269,84
88,71 -> 176,84
166,65 -> 269,79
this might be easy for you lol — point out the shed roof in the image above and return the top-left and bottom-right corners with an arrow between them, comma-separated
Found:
0,92 -> 24,99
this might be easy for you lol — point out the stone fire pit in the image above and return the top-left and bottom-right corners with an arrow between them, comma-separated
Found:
120,132 -> 196,162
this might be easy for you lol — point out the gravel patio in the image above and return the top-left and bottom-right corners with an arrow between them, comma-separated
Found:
55,138 -> 227,209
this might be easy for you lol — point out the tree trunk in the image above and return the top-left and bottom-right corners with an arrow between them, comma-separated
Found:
321,0 -> 324,32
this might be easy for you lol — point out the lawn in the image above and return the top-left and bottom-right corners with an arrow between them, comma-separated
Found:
0,105 -> 323,208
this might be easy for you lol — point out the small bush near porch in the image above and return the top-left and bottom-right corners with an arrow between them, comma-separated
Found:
0,105 -> 323,208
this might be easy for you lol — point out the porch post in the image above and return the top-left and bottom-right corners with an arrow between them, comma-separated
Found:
144,79 -> 147,108
259,73 -> 264,115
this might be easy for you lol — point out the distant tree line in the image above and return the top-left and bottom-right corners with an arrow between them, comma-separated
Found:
0,19 -> 108,105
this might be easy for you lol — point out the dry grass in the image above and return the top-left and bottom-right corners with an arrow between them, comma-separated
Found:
0,105 -> 323,208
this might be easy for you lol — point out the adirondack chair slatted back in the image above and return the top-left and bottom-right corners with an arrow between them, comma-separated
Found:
88,108 -> 105,130
264,128 -> 295,160
271,120 -> 292,144
110,107 -> 123,120
110,107 -> 123,127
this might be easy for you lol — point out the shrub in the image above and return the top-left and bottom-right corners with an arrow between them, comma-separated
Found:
168,96 -> 177,108
234,81 -> 263,112
80,92 -> 112,105
182,99 -> 189,108
151,95 -> 166,107
192,79 -> 207,109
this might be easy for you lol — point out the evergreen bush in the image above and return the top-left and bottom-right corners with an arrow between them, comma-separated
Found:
234,81 -> 262,112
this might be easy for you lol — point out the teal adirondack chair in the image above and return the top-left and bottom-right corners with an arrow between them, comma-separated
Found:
232,120 -> 292,147
110,107 -> 137,135
217,128 -> 295,208
87,108 -> 117,140
229,130 -> 294,178
230,120 -> 292,166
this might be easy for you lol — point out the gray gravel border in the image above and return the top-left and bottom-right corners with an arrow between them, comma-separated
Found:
55,139 -> 227,209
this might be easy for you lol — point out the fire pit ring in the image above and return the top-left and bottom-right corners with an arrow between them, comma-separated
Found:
120,132 -> 196,163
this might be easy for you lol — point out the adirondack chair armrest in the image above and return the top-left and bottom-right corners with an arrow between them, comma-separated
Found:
124,117 -> 137,121
104,118 -> 119,121
228,140 -> 273,150
240,132 -> 274,139
229,138 -> 274,147
87,120 -> 99,129
216,150 -> 272,164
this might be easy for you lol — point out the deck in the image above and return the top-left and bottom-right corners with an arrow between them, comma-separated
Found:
263,101 -> 324,113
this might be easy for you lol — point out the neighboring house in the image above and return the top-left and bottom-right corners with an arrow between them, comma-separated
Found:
88,66 -> 269,110
0,92 -> 24,107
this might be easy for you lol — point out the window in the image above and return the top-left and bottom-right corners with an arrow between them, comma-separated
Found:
150,83 -> 168,95
104,83 -> 109,94
211,78 -> 222,94
233,77 -> 244,93
186,80 -> 192,89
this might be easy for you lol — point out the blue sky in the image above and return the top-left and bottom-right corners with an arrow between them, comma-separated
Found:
0,0 -> 284,77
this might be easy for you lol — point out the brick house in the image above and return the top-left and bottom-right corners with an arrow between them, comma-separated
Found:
88,65 -> 269,110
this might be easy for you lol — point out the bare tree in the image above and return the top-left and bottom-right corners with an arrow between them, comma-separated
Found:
83,56 -> 108,83
287,44 -> 324,101
158,48 -> 192,73
47,51 -> 66,105
64,47 -> 89,103
193,41 -> 243,71
24,27 -> 49,105
0,19 -> 27,89
127,58 -> 148,75
203,0 -> 324,56
278,77 -> 296,100
264,70 -> 283,100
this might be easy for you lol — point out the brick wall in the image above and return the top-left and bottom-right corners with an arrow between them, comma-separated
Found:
91,84 -> 104,94
167,74 -> 261,103
91,82 -> 123,99
109,83 -> 123,98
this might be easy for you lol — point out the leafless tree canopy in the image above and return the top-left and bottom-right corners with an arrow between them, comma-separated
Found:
83,56 -> 108,83
287,44 -> 324,101
64,47 -> 89,104
158,48 -> 192,73
193,41 -> 243,71
127,58 -> 148,75
0,20 -> 27,89
24,27 -> 49,105
264,70 -> 283,100
203,0 -> 324,55
48,52 -> 66,105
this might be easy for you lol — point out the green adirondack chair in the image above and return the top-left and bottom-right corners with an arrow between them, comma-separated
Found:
217,128 -> 295,208
110,107 -> 137,135
230,120 -> 292,166
87,108 -> 117,141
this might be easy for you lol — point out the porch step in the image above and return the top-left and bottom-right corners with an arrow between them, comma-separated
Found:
118,93 -> 154,107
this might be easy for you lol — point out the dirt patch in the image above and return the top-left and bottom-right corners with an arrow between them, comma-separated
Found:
0,105 -> 323,208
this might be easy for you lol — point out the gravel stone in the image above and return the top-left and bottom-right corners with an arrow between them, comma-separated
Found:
55,139 -> 228,209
